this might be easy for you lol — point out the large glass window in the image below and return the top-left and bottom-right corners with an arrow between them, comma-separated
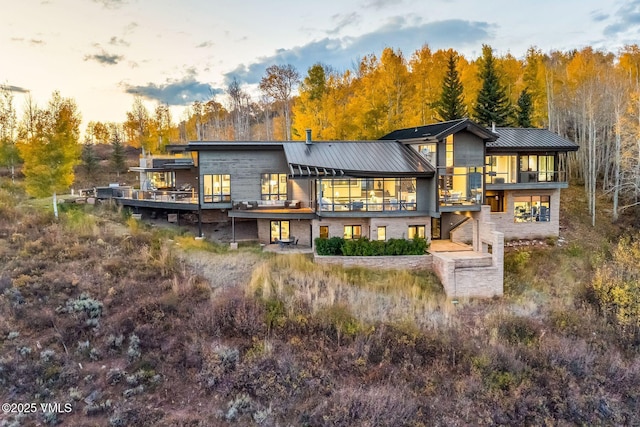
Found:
486,155 -> 518,184
261,173 -> 287,200
318,178 -> 417,212
202,174 -> 231,203
519,155 -> 556,183
514,195 -> 550,223
439,167 -> 483,205
417,143 -> 437,165
270,220 -> 290,243
344,225 -> 362,240
445,135 -> 454,167
408,225 -> 425,239
143,171 -> 175,190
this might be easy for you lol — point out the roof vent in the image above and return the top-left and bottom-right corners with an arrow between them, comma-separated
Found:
305,129 -> 312,145
491,122 -> 496,132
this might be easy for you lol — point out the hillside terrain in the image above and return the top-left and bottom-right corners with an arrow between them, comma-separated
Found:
0,180 -> 639,426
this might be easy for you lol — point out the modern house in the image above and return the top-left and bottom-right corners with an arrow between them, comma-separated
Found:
380,120 -> 579,242
109,119 -> 577,298
115,119 -> 577,245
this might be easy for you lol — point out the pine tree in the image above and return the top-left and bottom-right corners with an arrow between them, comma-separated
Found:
435,51 -> 467,121
473,45 -> 513,127
81,142 -> 99,181
515,88 -> 533,127
110,130 -> 126,177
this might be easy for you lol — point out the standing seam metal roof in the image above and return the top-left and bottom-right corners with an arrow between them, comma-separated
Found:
488,128 -> 579,150
282,141 -> 434,175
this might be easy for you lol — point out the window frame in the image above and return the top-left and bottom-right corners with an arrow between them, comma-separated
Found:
407,225 -> 426,239
343,225 -> 362,240
261,173 -> 288,200
202,174 -> 231,203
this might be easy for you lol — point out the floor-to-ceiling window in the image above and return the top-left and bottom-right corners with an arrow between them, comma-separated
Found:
318,177 -> 417,212
270,220 -> 290,242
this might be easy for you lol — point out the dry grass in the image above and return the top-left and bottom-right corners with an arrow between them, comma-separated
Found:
248,254 -> 451,327
2,179 -> 640,426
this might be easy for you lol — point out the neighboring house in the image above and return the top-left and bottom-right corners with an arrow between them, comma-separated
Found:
380,119 -> 578,241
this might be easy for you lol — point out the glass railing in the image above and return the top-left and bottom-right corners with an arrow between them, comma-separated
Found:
116,188 -> 198,203
318,197 -> 416,212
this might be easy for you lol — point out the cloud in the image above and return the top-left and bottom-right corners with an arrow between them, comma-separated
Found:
196,40 -> 214,48
328,12 -> 362,35
84,50 -> 124,65
109,36 -> 130,47
224,18 -> 493,85
603,0 -> 640,36
93,0 -> 128,9
1,84 -> 29,93
363,0 -> 403,10
122,74 -> 222,106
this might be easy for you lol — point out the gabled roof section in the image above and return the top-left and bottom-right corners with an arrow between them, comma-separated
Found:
379,118 -> 498,142
282,141 -> 435,177
489,128 -> 579,151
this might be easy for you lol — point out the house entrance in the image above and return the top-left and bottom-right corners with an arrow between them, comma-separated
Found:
270,220 -> 290,243
431,217 -> 441,240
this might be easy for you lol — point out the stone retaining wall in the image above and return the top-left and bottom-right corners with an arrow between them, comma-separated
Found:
314,254 -> 433,271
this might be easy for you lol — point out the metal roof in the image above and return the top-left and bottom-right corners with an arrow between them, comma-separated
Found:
282,141 -> 435,177
379,118 -> 498,142
488,128 -> 579,151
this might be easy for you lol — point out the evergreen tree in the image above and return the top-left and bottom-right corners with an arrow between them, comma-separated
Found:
81,142 -> 99,181
110,130 -> 126,177
473,45 -> 513,127
435,51 -> 467,121
515,88 -> 534,127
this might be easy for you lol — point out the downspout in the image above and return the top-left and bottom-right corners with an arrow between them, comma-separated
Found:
196,152 -> 203,238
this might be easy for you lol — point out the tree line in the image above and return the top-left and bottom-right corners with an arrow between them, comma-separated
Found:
1,44 -> 639,222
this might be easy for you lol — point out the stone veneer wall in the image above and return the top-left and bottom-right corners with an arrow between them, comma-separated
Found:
314,254 -> 433,271
311,207 -> 503,299
451,188 -> 561,242
311,216 -> 432,243
257,219 -> 312,246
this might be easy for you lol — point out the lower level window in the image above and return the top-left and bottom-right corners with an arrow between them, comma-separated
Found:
514,195 -> 550,222
270,220 -> 290,243
319,226 -> 329,239
344,225 -> 362,240
203,174 -> 231,203
408,225 -> 425,239
377,226 -> 386,241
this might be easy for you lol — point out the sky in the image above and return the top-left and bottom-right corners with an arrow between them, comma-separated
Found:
2,0 -> 639,131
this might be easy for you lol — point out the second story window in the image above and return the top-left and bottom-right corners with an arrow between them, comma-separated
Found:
261,173 -> 287,200
203,174 -> 231,203
418,143 -> 437,165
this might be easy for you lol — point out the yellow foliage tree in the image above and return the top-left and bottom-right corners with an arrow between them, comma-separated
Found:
592,236 -> 640,332
17,92 -> 81,198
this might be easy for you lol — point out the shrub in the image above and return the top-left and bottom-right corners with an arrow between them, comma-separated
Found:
316,236 -> 429,256
315,236 -> 345,255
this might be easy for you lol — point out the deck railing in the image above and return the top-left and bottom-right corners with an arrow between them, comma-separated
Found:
116,188 -> 198,204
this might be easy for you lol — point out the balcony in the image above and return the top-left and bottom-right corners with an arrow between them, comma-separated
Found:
318,196 -> 416,213
116,187 -> 198,203
232,199 -> 302,211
